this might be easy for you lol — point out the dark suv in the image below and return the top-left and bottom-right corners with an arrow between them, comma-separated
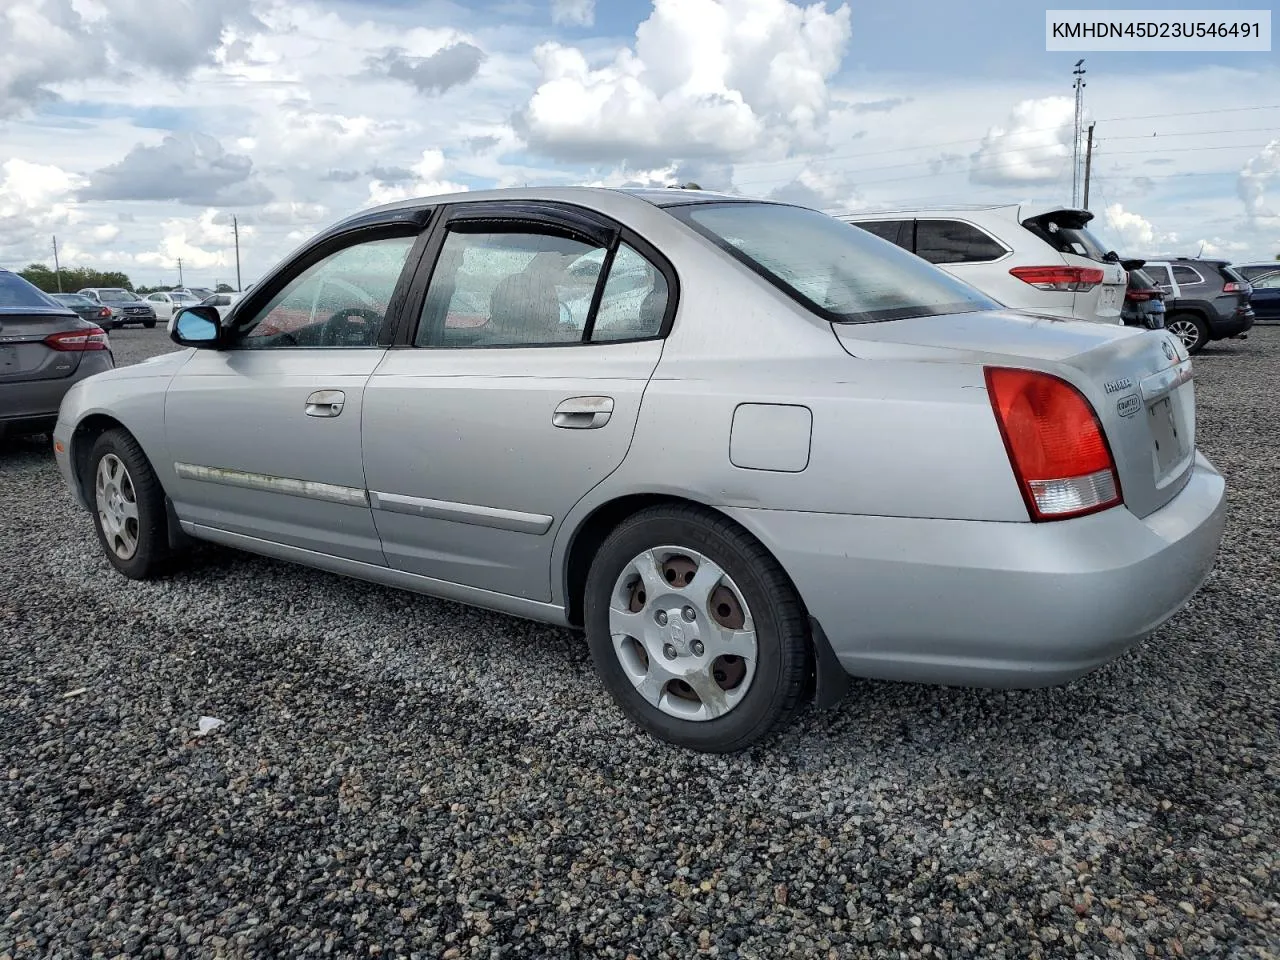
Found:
1139,258 -> 1254,354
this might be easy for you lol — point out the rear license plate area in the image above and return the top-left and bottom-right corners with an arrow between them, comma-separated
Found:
1148,396 -> 1185,475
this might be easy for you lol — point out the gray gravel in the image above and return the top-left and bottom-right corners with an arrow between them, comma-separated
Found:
2,325 -> 1278,959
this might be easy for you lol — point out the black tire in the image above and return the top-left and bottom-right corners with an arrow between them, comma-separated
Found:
143,320 -> 156,329
87,429 -> 172,579
584,504 -> 811,753
1167,313 -> 1209,355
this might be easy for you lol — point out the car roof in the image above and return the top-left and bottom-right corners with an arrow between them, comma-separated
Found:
838,202 -> 1092,222
1138,257 -> 1229,266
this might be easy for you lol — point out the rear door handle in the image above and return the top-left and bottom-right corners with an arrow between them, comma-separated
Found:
553,396 -> 614,429
305,389 -> 346,418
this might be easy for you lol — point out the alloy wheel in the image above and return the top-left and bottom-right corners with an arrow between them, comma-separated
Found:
1167,317 -> 1201,352
95,453 -> 140,560
608,546 -> 758,721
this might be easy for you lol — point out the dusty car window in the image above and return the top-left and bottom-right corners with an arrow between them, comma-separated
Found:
236,236 -> 415,349
0,271 -> 58,308
589,243 -> 668,342
676,202 -> 996,324
417,230 -> 606,347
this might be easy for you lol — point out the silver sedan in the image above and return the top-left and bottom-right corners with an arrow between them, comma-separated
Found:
53,188 -> 1226,752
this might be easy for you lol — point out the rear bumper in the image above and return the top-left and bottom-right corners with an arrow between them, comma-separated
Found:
723,452 -> 1226,689
1210,311 -> 1254,339
0,354 -> 113,431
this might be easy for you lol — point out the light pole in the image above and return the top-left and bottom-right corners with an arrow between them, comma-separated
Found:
1071,59 -> 1087,207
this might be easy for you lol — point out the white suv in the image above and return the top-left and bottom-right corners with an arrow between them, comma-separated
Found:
841,204 -> 1128,324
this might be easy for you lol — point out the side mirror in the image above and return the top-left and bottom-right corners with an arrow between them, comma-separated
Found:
171,305 -> 221,348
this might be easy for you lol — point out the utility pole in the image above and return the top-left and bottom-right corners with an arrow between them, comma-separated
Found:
177,257 -> 184,288
1071,59 -> 1087,207
233,215 -> 242,292
52,235 -> 63,292
1082,122 -> 1096,210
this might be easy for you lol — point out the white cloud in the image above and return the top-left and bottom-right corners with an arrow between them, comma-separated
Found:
91,224 -> 121,243
366,150 -> 469,207
1239,139 -> 1280,230
551,0 -> 595,27
134,208 -> 248,271
520,0 -> 852,166
1097,203 -> 1170,253
768,167 -> 863,213
970,96 -> 1075,187
0,158 -> 86,261
255,202 -> 330,226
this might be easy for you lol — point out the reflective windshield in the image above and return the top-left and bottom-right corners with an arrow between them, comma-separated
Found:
672,202 -> 998,323
53,293 -> 94,306
99,288 -> 140,302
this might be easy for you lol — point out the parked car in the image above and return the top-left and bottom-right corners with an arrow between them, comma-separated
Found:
0,270 -> 113,440
1246,270 -> 1280,323
177,286 -> 215,301
77,288 -> 158,329
53,188 -> 1225,752
1119,260 -> 1166,329
198,291 -> 246,320
144,290 -> 201,320
1139,259 -> 1254,354
842,204 -> 1128,325
50,292 -> 115,326
1229,261 -> 1280,282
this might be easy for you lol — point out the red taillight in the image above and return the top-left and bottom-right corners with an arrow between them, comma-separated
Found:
1125,289 -> 1156,302
1222,281 -> 1248,294
1009,265 -> 1106,292
984,367 -> 1122,521
44,326 -> 110,352
97,306 -> 112,318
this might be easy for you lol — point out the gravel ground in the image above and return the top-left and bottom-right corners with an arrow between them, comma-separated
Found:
2,325 -> 1278,959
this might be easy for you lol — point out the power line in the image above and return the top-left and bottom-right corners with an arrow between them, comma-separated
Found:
728,103 -> 1280,177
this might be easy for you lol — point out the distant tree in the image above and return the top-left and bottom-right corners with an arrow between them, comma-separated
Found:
216,282 -> 235,293
135,284 -> 176,295
19,262 -> 133,292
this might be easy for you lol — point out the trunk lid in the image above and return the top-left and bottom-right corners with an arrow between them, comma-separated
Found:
0,309 -> 88,383
835,310 -> 1195,519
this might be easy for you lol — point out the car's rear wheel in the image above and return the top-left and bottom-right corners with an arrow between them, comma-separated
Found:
584,504 -> 811,753
1167,314 -> 1208,355
89,429 -> 172,579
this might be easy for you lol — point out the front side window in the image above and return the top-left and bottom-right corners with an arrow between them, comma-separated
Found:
235,235 -> 415,349
914,220 -> 1007,264
1145,265 -> 1172,287
674,202 -> 997,324
1253,272 -> 1280,289
1171,265 -> 1203,285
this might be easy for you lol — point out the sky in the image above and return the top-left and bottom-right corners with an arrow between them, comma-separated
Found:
1,0 -> 1277,287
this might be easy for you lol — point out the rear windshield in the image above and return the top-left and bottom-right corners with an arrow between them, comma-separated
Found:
99,288 -> 139,302
671,202 -> 998,323
1221,265 -> 1249,285
53,293 -> 93,306
1129,269 -> 1161,291
1023,213 -> 1111,261
0,271 -> 59,309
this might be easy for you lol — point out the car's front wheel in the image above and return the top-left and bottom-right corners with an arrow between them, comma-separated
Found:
143,320 -> 156,329
1167,314 -> 1208,354
584,505 -> 811,752
89,429 -> 172,579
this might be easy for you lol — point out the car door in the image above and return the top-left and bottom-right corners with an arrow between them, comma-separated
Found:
1249,271 -> 1280,320
164,224 -> 425,565
147,293 -> 172,319
362,202 -> 673,601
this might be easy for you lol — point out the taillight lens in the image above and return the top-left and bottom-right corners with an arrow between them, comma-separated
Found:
985,367 -> 1122,521
1125,289 -> 1155,302
1222,281 -> 1249,294
97,306 -> 112,318
1009,265 -> 1106,292
44,326 -> 110,352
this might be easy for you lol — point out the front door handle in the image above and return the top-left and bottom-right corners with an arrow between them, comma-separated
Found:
553,396 -> 614,429
305,389 -> 346,418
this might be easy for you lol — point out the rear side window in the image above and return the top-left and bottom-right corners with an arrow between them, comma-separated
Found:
914,220 -> 1007,264
1171,265 -> 1203,285
852,219 -> 910,250
0,271 -> 58,308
